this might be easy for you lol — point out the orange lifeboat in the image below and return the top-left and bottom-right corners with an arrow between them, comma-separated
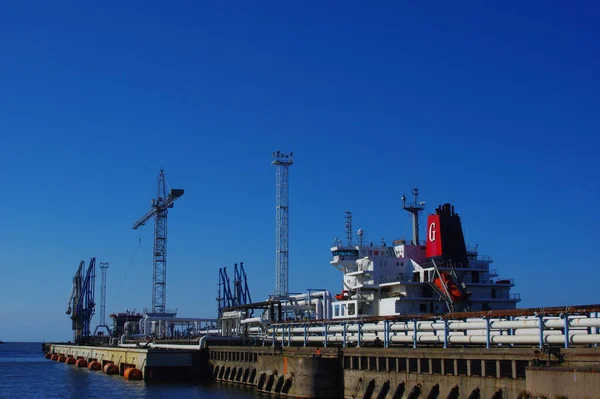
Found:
124,367 -> 143,380
44,353 -> 52,360
66,356 -> 76,365
335,290 -> 349,301
51,354 -> 59,361
58,355 -> 67,363
434,273 -> 464,302
76,358 -> 88,368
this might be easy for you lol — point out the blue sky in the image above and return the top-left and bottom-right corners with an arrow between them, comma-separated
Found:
0,1 -> 598,342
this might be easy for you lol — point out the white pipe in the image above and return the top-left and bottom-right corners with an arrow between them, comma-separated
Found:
270,333 -> 600,346
241,317 -> 267,326
315,299 -> 322,320
269,317 -> 600,335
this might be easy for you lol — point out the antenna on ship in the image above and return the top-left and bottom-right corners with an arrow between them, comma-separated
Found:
345,210 -> 352,246
402,187 -> 425,245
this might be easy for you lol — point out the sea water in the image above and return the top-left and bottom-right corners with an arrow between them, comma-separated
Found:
0,342 -> 259,398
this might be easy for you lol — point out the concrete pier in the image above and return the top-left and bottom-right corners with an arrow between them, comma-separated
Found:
46,343 -> 600,398
46,344 -> 210,381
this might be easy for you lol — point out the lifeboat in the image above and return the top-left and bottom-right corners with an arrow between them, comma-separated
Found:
66,357 -> 76,365
76,358 -> 88,368
434,273 -> 464,302
335,290 -> 349,301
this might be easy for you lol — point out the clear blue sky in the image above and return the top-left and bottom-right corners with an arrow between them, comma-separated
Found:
1,1 -> 598,342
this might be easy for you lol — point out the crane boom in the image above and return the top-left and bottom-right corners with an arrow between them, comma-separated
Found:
132,189 -> 184,229
132,169 -> 183,314
66,260 -> 85,314
67,258 -> 96,344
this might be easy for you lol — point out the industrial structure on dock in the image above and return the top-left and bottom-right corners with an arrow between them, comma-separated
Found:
52,155 -> 600,398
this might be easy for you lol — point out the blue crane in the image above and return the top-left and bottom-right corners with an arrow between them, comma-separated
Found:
132,169 -> 184,314
217,262 -> 252,317
66,258 -> 96,343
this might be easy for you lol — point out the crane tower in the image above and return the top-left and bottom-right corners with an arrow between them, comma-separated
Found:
272,151 -> 293,297
132,169 -> 184,314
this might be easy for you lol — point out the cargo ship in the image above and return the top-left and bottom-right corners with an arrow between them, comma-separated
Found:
329,188 -> 520,319
234,188 -> 521,330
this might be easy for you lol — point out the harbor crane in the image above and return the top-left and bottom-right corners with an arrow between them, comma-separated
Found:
132,169 -> 184,314
66,258 -> 96,344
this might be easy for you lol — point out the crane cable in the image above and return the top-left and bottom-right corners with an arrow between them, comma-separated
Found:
114,229 -> 143,299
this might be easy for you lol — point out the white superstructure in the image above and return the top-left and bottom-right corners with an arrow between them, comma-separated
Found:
330,194 -> 520,319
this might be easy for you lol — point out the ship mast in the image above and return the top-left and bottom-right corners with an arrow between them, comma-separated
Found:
402,187 -> 425,245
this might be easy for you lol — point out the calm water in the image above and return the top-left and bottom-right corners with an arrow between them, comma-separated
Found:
0,342 -> 259,398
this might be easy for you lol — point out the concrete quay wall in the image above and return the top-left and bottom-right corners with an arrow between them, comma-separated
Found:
209,345 -> 600,398
209,346 -> 342,398
47,343 -> 600,397
526,367 -> 600,398
47,343 -> 210,381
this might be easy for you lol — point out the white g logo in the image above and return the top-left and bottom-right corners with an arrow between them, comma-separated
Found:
429,222 -> 437,242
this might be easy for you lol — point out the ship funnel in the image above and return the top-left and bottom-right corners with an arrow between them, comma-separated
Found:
426,203 -> 468,265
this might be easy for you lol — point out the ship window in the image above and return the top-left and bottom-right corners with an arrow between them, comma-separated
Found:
348,303 -> 356,315
341,304 -> 347,316
472,271 -> 480,283
334,305 -> 340,317
491,288 -> 497,299
396,262 -> 400,266
419,304 -> 427,312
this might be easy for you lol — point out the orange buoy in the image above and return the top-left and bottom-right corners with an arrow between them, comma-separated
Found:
51,354 -> 59,361
76,358 -> 88,368
88,361 -> 101,371
44,353 -> 52,359
103,363 -> 118,375
58,355 -> 67,363
66,357 -> 76,365
124,367 -> 143,380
